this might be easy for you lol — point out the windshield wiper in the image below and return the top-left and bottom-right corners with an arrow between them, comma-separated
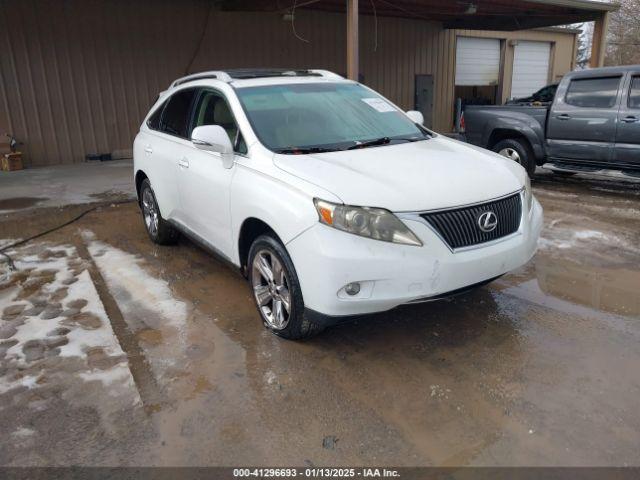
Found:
392,136 -> 428,143
274,146 -> 340,154
346,137 -> 391,150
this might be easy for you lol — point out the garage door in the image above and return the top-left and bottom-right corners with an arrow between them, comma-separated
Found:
455,37 -> 501,86
511,41 -> 551,99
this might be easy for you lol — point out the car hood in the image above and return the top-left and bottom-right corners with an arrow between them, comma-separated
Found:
273,135 -> 525,212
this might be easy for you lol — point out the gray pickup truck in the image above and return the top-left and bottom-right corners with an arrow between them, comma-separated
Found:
463,65 -> 640,177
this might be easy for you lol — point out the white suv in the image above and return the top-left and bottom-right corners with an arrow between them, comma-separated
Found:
134,69 -> 543,339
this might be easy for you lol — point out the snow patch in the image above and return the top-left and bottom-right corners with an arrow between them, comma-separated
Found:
87,240 -> 188,329
11,427 -> 35,438
573,230 -> 607,241
79,363 -> 136,392
538,227 -> 638,253
0,243 -> 135,399
0,238 -> 19,250
59,270 -> 123,358
5,255 -> 124,363
0,374 -> 40,395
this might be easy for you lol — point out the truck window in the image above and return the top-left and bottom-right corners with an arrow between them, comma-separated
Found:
565,76 -> 621,109
629,76 -> 640,109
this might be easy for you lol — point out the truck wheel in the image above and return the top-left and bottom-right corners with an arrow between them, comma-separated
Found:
493,139 -> 536,178
140,179 -> 179,245
248,234 -> 324,340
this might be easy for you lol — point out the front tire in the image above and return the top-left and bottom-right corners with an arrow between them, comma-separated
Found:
140,179 -> 179,245
248,234 -> 323,340
493,138 -> 536,178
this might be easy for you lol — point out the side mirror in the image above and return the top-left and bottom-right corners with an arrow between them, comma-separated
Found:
406,110 -> 424,125
191,125 -> 234,168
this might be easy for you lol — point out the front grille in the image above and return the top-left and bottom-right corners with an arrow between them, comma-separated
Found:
420,193 -> 522,250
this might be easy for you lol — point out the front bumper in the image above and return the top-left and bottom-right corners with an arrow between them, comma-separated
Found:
286,196 -> 543,317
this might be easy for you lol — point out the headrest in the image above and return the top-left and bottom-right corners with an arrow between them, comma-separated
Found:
213,100 -> 234,125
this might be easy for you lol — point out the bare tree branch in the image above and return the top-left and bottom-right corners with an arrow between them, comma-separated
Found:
605,0 -> 640,65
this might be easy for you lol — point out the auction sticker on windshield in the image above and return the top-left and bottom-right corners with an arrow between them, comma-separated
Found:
361,97 -> 395,112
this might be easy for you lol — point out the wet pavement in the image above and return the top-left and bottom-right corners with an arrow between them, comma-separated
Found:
0,169 -> 639,467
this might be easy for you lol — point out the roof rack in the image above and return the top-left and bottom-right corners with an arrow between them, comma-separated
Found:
222,68 -> 344,80
169,69 -> 343,88
170,71 -> 233,88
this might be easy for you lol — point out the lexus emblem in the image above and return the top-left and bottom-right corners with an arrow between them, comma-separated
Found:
477,211 -> 498,233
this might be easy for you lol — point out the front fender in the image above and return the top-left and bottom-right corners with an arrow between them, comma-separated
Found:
229,163 -> 341,266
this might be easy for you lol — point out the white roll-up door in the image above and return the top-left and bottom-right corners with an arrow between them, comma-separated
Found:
511,41 -> 551,99
455,37 -> 501,86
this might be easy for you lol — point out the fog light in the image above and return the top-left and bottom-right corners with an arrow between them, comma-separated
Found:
345,282 -> 361,296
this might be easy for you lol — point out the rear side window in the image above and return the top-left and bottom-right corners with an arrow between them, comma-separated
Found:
629,76 -> 640,109
565,76 -> 621,108
160,89 -> 197,138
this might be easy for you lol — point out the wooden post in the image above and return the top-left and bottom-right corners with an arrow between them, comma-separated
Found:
347,0 -> 359,80
590,12 -> 610,68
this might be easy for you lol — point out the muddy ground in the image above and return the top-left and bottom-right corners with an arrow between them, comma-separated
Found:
0,171 -> 639,467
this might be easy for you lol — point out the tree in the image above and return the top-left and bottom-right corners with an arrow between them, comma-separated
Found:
605,0 -> 640,66
555,23 -> 591,70
574,23 -> 591,69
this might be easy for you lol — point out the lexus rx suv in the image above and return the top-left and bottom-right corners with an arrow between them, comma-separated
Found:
134,69 -> 543,339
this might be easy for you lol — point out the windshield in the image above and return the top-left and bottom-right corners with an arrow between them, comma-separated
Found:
533,85 -> 557,101
235,83 -> 428,153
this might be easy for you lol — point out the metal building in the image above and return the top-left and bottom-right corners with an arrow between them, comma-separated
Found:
0,0 -> 615,167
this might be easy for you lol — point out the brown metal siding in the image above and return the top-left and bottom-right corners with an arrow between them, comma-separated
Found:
4,1 -> 571,167
0,0 -> 210,166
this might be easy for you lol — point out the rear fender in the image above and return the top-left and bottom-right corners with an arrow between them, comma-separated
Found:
482,114 -> 545,161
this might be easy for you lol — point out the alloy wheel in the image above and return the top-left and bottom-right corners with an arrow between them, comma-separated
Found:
142,188 -> 159,237
498,147 -> 521,164
251,249 -> 291,330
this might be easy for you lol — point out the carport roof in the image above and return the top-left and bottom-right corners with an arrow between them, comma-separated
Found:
219,0 -> 618,30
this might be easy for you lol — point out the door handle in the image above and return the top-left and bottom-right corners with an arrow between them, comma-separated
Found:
621,116 -> 638,123
179,157 -> 189,168
556,114 -> 571,120
144,145 -> 153,154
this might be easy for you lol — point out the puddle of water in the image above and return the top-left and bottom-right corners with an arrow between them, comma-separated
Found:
534,255 -> 640,318
0,197 -> 48,211
497,247 -> 640,320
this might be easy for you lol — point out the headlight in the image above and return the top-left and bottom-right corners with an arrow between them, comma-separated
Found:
524,176 -> 533,211
314,199 -> 422,246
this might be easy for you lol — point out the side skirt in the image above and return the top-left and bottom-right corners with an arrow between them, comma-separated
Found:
167,219 -> 243,276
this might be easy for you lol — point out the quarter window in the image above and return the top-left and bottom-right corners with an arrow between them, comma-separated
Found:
565,76 -> 621,108
160,88 -> 197,138
629,76 -> 640,109
147,101 -> 165,131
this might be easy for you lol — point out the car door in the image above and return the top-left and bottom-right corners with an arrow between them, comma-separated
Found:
177,88 -> 246,259
547,75 -> 623,163
144,88 -> 197,223
614,72 -> 640,166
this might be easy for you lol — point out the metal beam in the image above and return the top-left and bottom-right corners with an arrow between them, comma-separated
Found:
590,11 -> 610,68
347,0 -> 359,80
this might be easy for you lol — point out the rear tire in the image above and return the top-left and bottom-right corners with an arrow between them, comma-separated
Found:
248,234 -> 324,340
493,138 -> 536,178
140,179 -> 179,245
